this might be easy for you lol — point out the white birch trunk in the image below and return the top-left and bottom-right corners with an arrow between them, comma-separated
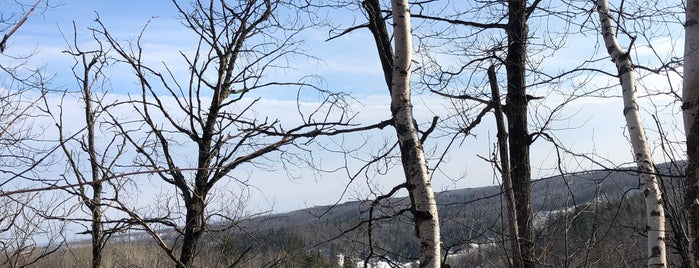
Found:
391,0 -> 441,267
683,0 -> 699,265
596,0 -> 667,266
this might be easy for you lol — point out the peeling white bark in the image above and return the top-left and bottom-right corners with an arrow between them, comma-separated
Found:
596,0 -> 667,267
391,0 -> 441,267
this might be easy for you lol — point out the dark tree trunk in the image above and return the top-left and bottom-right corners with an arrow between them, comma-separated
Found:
687,123 -> 699,267
178,196 -> 205,268
505,0 -> 534,266
83,59 -> 104,268
489,66 -> 523,268
90,184 -> 103,268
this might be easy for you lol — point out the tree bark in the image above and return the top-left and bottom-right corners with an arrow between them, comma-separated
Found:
178,196 -> 205,268
362,0 -> 394,90
64,51 -> 107,268
488,66 -> 523,268
684,0 -> 699,265
390,0 -> 441,266
84,86 -> 104,268
596,0 -> 667,266
505,0 -> 534,266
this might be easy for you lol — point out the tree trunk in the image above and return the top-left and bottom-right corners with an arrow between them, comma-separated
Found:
596,0 -> 667,266
684,0 -> 699,265
488,66 -> 524,268
178,196 -> 205,268
81,56 -> 104,268
89,182 -> 103,268
390,0 -> 441,266
505,0 -> 534,266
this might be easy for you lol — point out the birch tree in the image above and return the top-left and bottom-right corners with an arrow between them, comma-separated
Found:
390,1 -> 441,266
358,0 -> 442,266
684,0 -> 699,265
596,0 -> 667,266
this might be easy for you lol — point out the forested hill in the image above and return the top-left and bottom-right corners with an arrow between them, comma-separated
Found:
246,162 -> 681,231
209,161 -> 684,267
58,162 -> 683,267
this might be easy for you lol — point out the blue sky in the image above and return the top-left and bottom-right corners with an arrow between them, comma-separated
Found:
1,0 -> 686,213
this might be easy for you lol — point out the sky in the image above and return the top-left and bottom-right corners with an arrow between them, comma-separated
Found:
0,0 -> 687,216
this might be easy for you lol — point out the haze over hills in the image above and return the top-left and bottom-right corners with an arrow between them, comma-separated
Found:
206,161 -> 683,266
249,162 -> 667,231
60,161 -> 683,267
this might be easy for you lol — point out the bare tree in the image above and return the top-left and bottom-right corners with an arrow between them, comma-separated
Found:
389,0 -> 441,266
0,192 -> 66,268
39,25 -> 131,268
0,1 -> 70,266
503,1 -> 536,266
487,65 -> 523,268
353,0 -> 442,266
97,0 -> 352,266
596,0 -> 667,266
411,0 -> 541,264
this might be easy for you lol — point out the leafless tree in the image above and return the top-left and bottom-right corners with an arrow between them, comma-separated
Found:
486,65 -> 523,268
0,192 -> 66,268
388,0 -> 441,266
397,0 -> 684,265
37,25 -> 133,268
596,0 -> 668,266
403,0 -> 543,265
0,1 -> 72,266
96,0 -> 354,266
334,0 -> 443,265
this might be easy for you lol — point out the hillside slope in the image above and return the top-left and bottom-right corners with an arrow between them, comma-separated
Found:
219,162 -> 684,267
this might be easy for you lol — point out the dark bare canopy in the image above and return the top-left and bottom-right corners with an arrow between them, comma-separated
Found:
99,0 -> 356,266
